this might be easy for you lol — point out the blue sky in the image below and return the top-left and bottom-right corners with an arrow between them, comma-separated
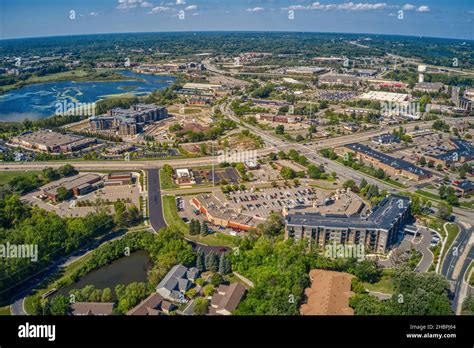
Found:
0,0 -> 473,40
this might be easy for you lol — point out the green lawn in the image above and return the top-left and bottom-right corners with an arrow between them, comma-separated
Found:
160,169 -> 178,190
0,306 -> 11,315
162,195 -> 236,248
441,223 -> 460,263
0,170 -> 41,185
362,269 -> 394,295
465,261 -> 474,286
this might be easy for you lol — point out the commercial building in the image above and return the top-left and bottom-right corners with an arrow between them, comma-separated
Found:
452,180 -> 474,198
104,172 -> 134,186
257,114 -> 301,124
191,193 -> 260,231
338,143 -> 431,181
43,174 -> 103,202
209,283 -> 246,316
372,134 -> 400,145
424,139 -> 474,167
283,66 -> 327,75
414,82 -> 444,93
300,270 -> 354,316
319,74 -> 361,87
459,89 -> 474,111
285,195 -> 411,253
10,130 -> 96,153
359,91 -> 410,103
175,168 -> 196,186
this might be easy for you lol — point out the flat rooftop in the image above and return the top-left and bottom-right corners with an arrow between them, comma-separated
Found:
13,130 -> 89,148
359,91 -> 409,103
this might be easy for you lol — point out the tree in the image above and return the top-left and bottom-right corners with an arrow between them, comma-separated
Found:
101,288 -> 112,302
49,295 -> 70,315
113,200 -> 127,226
343,180 -> 357,191
193,298 -> 209,315
280,167 -> 296,180
205,251 -> 218,272
56,187 -> 71,202
196,249 -> 205,272
437,202 -> 453,221
200,221 -> 208,236
275,125 -> 285,135
256,212 -> 284,237
203,284 -> 215,297
218,253 -> 232,275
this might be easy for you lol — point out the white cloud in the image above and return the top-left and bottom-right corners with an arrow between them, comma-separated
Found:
88,11 -> 99,16
140,2 -> 153,8
176,0 -> 186,5
286,2 -> 389,12
402,3 -> 415,11
117,0 -> 145,10
247,7 -> 265,13
417,5 -> 430,12
148,6 -> 172,13
185,5 -> 197,11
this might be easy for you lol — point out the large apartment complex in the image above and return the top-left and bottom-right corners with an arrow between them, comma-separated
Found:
89,103 -> 168,136
285,195 -> 411,253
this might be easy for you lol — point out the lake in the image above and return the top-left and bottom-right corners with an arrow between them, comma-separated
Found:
0,70 -> 175,122
56,250 -> 153,298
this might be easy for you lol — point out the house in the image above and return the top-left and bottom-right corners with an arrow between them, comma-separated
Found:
71,302 -> 114,316
127,293 -> 177,316
209,283 -> 246,316
156,264 -> 200,302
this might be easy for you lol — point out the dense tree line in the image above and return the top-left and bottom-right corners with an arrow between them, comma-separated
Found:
350,267 -> 452,315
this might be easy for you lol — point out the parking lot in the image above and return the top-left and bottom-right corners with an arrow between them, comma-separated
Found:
193,167 -> 240,185
222,185 -> 319,219
22,179 -> 142,218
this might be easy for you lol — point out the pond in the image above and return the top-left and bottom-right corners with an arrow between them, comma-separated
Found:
0,70 -> 175,122
56,250 -> 153,298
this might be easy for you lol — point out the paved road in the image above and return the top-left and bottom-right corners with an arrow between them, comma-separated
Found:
440,225 -> 474,312
414,228 -> 435,273
147,169 -> 167,233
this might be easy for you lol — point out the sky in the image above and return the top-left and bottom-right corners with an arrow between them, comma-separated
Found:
0,0 -> 473,40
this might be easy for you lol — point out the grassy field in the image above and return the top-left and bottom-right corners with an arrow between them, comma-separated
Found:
0,306 -> 11,315
363,269 -> 395,295
162,195 -> 236,247
441,223 -> 461,263
0,170 -> 41,185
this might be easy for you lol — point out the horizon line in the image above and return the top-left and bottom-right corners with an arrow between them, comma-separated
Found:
1,29 -> 473,43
